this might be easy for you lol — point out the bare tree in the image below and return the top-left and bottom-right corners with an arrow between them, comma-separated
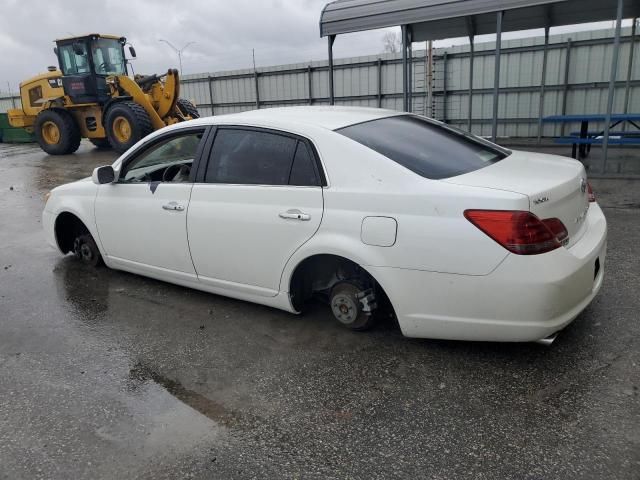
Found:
382,32 -> 401,53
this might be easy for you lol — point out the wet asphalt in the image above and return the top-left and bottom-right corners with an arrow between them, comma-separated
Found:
0,141 -> 639,480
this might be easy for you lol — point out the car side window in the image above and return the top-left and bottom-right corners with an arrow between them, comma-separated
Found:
120,131 -> 204,183
289,142 -> 319,186
205,129 -> 298,185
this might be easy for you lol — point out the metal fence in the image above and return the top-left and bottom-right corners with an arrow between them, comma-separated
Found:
2,26 -> 638,138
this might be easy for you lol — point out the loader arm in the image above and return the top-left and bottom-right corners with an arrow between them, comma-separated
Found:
153,69 -> 180,119
115,75 -> 165,130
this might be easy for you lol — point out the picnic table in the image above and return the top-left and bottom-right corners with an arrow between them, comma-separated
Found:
542,113 -> 640,159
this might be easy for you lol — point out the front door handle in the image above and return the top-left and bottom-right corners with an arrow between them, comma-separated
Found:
279,209 -> 311,221
162,202 -> 185,212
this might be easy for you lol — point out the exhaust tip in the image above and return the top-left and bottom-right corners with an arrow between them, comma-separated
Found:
535,332 -> 559,346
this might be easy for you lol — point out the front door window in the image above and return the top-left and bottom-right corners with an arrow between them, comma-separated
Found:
121,131 -> 204,183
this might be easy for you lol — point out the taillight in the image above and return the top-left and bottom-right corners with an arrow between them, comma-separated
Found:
587,182 -> 596,202
542,217 -> 569,244
464,210 -> 564,255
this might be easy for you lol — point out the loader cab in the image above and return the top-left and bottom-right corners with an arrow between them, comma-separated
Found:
55,34 -> 128,104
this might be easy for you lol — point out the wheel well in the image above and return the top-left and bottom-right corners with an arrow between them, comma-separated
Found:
54,212 -> 89,254
288,254 -> 393,314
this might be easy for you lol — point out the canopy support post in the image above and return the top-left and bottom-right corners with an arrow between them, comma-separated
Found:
622,18 -> 637,130
328,35 -> 335,106
466,16 -> 476,133
560,38 -> 572,136
537,26 -> 550,144
377,58 -> 383,108
427,40 -> 433,117
442,51 -> 448,123
408,27 -> 413,113
207,76 -> 215,116
468,40 -> 475,132
491,10 -> 503,143
402,25 -> 408,112
602,0 -> 624,172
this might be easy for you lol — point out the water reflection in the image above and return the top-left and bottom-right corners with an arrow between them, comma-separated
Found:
50,250 -> 600,438
128,362 -> 241,426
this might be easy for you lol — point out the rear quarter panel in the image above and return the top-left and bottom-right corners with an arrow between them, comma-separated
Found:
279,131 -> 529,292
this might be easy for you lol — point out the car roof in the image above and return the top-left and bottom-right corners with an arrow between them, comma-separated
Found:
186,106 -> 404,132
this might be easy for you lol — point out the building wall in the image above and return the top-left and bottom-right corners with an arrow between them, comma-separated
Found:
1,26 -> 638,138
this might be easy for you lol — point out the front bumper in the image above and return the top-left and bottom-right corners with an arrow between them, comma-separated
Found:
368,203 -> 607,342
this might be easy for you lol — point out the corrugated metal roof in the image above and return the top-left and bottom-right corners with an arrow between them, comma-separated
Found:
320,0 -> 640,40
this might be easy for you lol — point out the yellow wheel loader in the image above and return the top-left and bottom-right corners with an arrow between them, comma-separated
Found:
8,34 -> 199,155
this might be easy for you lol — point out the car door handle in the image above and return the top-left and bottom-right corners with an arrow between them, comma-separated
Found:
279,209 -> 311,221
162,202 -> 185,212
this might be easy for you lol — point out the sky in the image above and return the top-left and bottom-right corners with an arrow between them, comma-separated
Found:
0,0 -> 633,92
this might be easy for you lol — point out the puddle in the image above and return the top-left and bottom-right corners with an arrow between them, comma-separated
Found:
128,363 -> 240,427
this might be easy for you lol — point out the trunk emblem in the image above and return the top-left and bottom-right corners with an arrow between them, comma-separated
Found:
533,196 -> 549,205
580,178 -> 587,193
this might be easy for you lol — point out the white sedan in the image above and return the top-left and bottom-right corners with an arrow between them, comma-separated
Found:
43,107 -> 607,343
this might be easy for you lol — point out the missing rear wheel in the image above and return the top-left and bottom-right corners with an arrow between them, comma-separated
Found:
329,282 -> 376,331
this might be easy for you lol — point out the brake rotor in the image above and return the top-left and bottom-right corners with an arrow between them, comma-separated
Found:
330,290 -> 361,325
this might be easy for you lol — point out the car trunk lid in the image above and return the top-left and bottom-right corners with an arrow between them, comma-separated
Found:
444,150 -> 590,247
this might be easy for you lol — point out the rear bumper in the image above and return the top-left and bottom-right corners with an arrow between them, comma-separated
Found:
369,203 -> 607,342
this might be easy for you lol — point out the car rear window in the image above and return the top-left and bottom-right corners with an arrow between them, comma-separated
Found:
336,115 -> 509,179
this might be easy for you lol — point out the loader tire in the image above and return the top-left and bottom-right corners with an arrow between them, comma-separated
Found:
34,109 -> 81,155
89,138 -> 111,149
176,98 -> 200,119
105,101 -> 153,154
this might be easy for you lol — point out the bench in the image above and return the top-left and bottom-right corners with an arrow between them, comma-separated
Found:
568,131 -> 640,138
553,135 -> 640,159
543,113 -> 640,159
555,137 -> 640,145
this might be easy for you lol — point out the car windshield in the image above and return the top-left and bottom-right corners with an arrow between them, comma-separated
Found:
336,115 -> 510,180
91,38 -> 126,76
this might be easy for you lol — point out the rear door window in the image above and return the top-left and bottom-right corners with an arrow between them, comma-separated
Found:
289,142 -> 320,186
205,128 -> 324,186
337,115 -> 509,179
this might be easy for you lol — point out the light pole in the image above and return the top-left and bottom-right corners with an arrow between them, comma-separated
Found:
158,39 -> 196,75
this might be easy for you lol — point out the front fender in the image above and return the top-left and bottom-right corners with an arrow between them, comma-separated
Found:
45,183 -> 104,257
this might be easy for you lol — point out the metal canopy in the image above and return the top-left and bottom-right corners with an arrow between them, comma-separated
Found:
321,0 -> 639,171
320,0 -> 640,40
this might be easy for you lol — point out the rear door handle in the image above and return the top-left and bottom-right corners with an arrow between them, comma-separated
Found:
162,202 -> 185,212
279,209 -> 311,221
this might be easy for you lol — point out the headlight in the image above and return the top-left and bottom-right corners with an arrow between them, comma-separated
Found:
44,191 -> 52,205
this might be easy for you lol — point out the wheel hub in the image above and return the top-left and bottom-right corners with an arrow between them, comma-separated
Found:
112,116 -> 132,143
74,237 -> 93,262
80,243 -> 92,261
331,293 -> 359,324
41,121 -> 61,145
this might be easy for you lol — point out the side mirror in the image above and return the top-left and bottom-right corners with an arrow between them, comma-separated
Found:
128,46 -> 137,58
92,165 -> 115,185
72,42 -> 84,56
